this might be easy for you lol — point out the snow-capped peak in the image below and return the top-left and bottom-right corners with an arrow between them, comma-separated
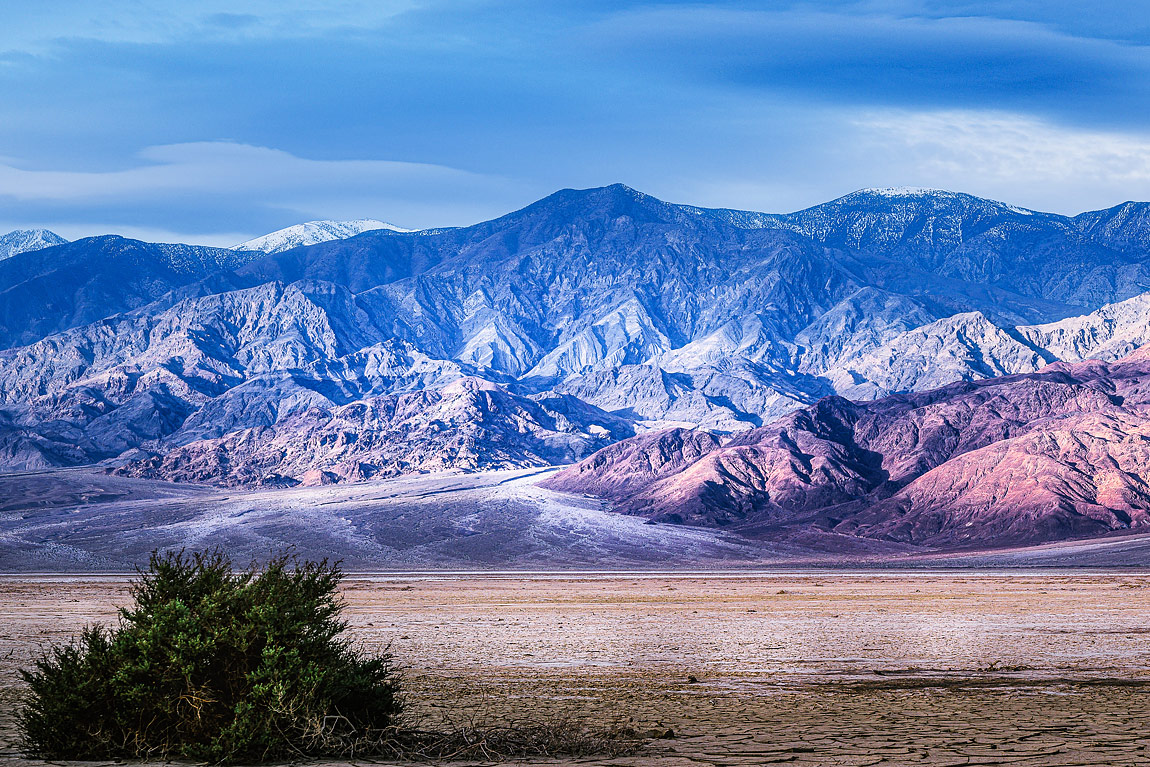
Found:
858,186 -> 947,197
0,228 -> 68,261
232,219 -> 413,254
851,187 -> 1037,215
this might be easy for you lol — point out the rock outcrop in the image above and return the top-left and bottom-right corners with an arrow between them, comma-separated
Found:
119,377 -> 631,486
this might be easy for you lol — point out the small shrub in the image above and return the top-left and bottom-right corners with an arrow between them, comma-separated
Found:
18,549 -> 401,763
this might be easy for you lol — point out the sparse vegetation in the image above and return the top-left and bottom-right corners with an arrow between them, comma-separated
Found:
17,549 -> 641,763
19,550 -> 401,762
334,718 -> 643,761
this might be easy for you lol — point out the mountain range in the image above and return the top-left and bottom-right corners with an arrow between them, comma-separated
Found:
6,185 -> 1150,550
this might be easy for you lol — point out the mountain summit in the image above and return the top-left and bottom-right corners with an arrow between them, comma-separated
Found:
0,229 -> 67,260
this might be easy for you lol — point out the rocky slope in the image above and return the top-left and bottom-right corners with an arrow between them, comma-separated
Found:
0,236 -> 262,349
1018,292 -> 1150,363
1073,201 -> 1150,254
545,350 -> 1150,548
119,377 -> 630,486
769,188 -> 1150,311
5,185 -> 1150,492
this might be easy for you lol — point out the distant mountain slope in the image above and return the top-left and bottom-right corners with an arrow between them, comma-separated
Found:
776,188 -> 1056,259
1073,201 -> 1150,253
5,185 -> 1150,507
0,229 -> 67,260
1019,292 -> 1150,363
766,188 -> 1150,309
233,219 -> 412,253
0,235 -> 263,349
819,311 -> 1048,400
544,350 -> 1150,549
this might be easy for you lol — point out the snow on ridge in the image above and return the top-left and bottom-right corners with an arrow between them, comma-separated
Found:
858,186 -> 948,197
852,187 -> 1037,215
0,228 -> 69,260
232,219 -> 414,253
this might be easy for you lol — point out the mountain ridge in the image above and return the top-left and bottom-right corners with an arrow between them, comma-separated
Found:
232,219 -> 413,253
0,228 -> 67,261
4,184 -> 1150,538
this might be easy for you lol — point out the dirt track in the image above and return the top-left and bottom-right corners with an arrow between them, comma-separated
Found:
3,572 -> 1150,765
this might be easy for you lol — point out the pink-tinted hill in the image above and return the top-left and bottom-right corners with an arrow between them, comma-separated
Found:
542,348 -> 1150,548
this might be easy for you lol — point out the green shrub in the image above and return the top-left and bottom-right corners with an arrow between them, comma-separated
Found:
18,549 -> 401,763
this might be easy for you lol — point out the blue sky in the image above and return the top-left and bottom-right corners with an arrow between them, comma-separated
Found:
3,0 -> 1150,244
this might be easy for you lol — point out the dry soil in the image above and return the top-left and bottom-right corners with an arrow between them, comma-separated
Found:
3,571 -> 1150,766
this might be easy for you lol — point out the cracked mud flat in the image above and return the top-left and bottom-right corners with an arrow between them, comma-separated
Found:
3,573 -> 1150,765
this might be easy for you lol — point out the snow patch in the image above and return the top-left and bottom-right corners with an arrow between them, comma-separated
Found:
233,219 -> 413,253
0,229 -> 68,260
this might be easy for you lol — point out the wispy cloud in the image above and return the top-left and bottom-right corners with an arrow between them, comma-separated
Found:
586,5 -> 1150,130
0,2 -> 421,51
853,110 -> 1150,212
1,2 -> 1149,237
0,141 -> 527,240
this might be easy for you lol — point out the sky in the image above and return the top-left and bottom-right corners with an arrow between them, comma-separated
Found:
3,0 -> 1150,245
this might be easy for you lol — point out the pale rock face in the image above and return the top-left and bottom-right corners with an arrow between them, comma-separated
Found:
553,361 -> 815,433
794,288 -> 938,375
527,298 -> 671,380
304,340 -> 467,399
165,374 -> 337,445
657,314 -> 789,370
118,378 -> 631,486
455,311 -> 539,376
824,312 -> 1048,398
1018,292 -> 1150,363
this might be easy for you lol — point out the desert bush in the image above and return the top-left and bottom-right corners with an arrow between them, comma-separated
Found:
18,550 -> 401,763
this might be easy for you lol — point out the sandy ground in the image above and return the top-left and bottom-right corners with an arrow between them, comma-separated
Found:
3,572 -> 1150,765
9,467 -> 1150,572
0,468 -> 790,571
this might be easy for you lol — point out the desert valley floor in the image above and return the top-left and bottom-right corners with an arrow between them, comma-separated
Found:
3,572 -> 1150,766
8,467 -> 1150,570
